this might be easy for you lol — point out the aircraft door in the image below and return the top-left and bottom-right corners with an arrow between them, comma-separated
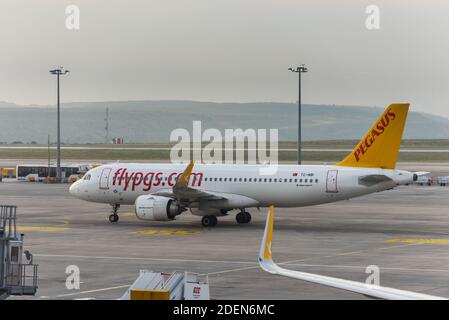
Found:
326,170 -> 338,193
99,168 -> 112,190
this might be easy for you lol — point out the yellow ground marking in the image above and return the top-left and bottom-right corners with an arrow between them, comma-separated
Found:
129,229 -> 199,236
16,226 -> 69,232
385,239 -> 449,245
122,212 -> 136,217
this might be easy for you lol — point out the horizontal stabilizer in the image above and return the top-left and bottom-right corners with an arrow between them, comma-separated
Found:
414,171 -> 430,176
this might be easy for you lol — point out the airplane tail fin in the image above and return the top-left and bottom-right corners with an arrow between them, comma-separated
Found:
336,103 -> 409,169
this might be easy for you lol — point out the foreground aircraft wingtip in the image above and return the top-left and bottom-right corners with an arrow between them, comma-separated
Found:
259,206 -> 275,264
257,204 -> 446,300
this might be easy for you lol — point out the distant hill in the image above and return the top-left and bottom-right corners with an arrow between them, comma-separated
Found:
1,100 -> 449,143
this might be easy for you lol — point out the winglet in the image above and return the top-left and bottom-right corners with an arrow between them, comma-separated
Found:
175,160 -> 195,188
257,206 -> 445,300
259,205 -> 275,264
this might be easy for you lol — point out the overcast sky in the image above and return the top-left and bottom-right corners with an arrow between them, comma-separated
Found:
1,0 -> 449,117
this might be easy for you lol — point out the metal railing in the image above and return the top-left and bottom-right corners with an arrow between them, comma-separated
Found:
0,205 -> 17,239
4,264 -> 38,295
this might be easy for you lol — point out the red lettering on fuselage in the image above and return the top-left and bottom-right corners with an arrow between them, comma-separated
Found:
111,169 -> 203,192
142,172 -> 155,191
124,171 -> 135,191
132,172 -> 143,191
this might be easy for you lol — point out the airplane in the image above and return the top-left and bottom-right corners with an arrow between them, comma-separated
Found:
258,206 -> 445,300
70,103 -> 421,227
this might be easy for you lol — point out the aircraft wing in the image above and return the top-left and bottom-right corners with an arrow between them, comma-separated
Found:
151,160 -> 225,202
151,187 -> 225,201
151,161 -> 259,208
258,206 -> 446,300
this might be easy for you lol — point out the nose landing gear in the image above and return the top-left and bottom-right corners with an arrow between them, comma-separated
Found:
109,204 -> 120,223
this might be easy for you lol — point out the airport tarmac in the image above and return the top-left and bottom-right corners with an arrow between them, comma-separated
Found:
2,181 -> 449,300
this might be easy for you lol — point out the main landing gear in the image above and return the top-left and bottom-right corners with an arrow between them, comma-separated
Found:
201,210 -> 252,227
236,210 -> 251,224
201,215 -> 218,227
109,204 -> 120,223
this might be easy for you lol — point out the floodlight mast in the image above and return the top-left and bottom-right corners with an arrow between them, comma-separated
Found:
49,67 -> 69,182
288,65 -> 308,165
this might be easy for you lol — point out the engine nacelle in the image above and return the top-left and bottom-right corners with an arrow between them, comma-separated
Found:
135,195 -> 184,221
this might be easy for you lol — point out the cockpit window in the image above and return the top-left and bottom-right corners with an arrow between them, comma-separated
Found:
83,174 -> 91,181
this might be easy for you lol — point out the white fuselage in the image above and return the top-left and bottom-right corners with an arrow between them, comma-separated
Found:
69,163 -> 413,209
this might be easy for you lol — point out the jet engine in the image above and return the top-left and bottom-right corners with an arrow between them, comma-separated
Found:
135,195 -> 185,221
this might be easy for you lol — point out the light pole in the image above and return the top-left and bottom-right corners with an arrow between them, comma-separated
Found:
289,65 -> 308,165
49,67 -> 69,182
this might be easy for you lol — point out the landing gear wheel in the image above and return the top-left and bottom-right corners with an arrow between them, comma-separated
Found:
109,204 -> 120,223
201,215 -> 218,227
236,211 -> 251,224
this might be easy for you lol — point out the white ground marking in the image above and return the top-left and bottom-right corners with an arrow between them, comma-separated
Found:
35,253 -> 255,265
36,243 -> 426,298
42,285 -> 130,298
201,242 -> 422,276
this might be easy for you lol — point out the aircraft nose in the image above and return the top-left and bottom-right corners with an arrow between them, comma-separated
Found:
69,180 -> 80,196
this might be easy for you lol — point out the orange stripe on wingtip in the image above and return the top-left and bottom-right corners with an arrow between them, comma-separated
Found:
264,206 -> 275,260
